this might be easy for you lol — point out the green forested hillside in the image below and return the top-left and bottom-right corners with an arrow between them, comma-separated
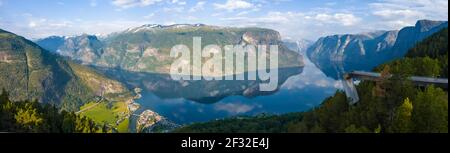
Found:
0,90 -> 101,133
377,28 -> 448,77
0,29 -> 130,111
174,28 -> 448,133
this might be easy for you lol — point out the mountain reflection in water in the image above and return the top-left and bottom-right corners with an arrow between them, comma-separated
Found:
95,67 -> 304,103
93,64 -> 339,125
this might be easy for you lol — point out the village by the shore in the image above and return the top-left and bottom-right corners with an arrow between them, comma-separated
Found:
127,88 -> 179,133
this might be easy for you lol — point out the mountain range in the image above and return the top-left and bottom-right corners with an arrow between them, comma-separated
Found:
307,20 -> 448,79
36,24 -> 304,75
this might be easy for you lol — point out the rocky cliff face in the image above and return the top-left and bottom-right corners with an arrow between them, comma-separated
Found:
306,20 -> 448,79
36,35 -> 104,65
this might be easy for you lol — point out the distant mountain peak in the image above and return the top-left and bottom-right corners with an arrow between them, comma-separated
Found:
283,39 -> 313,54
124,23 -> 208,33
415,19 -> 448,32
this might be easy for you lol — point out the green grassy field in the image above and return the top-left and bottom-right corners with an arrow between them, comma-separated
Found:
117,118 -> 130,133
79,101 -> 129,133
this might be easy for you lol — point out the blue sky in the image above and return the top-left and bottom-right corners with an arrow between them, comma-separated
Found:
0,0 -> 448,40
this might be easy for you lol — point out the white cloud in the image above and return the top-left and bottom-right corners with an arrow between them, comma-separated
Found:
112,0 -> 164,9
143,13 -> 155,19
171,0 -> 186,5
214,0 -> 254,11
373,9 -> 422,19
372,9 -> 424,27
214,102 -> 257,115
257,0 -> 291,5
111,0 -> 188,9
162,6 -> 184,13
281,56 -> 343,90
189,1 -> 206,13
313,13 -> 361,26
6,14 -> 146,39
23,14 -> 74,30
48,21 -> 73,28
28,21 -> 37,28
220,11 -> 362,40
185,15 -> 199,21
369,0 -> 448,29
221,11 -> 360,26
236,7 -> 260,16
90,0 -> 97,7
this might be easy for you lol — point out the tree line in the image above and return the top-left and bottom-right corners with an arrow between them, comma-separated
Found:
0,90 -> 105,133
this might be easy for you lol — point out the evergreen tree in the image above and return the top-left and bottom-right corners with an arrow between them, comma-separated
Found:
389,98 -> 413,133
14,102 -> 44,132
412,86 -> 448,133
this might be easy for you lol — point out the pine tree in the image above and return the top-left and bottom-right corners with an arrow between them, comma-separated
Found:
14,102 -> 44,132
412,86 -> 448,133
390,98 -> 413,133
